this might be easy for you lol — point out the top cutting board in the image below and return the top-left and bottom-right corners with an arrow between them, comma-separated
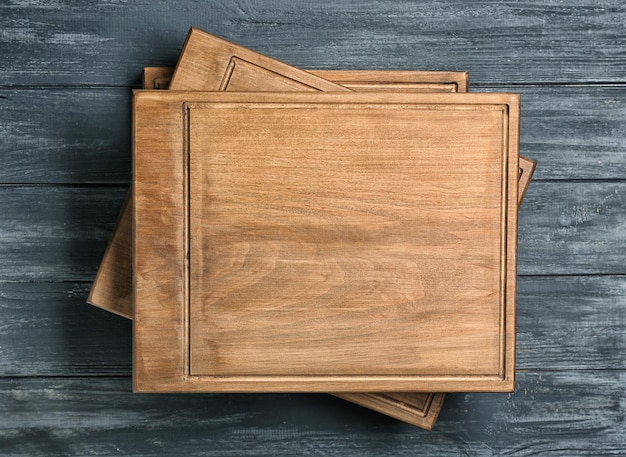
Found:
133,90 -> 519,393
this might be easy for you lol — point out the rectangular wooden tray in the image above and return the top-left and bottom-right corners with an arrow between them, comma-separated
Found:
133,90 -> 520,393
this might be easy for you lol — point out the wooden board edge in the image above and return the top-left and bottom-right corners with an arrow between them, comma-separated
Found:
87,192 -> 133,319
518,157 -> 537,205
332,392 -> 446,430
143,67 -> 470,93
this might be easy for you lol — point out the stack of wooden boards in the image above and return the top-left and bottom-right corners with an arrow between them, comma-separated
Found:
88,27 -> 535,430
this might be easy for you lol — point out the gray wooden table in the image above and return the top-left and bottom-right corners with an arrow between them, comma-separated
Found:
1,1 -> 624,455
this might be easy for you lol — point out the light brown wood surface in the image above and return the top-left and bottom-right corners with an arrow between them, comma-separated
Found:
311,69 -> 469,93
169,28 -> 349,92
109,59 -> 522,424
88,156 -> 533,321
91,67 -> 531,320
333,392 -> 445,431
133,90 -> 519,393
143,67 -> 470,93
518,156 -> 537,203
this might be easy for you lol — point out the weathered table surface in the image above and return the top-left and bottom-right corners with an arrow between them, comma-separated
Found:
0,1 -> 624,455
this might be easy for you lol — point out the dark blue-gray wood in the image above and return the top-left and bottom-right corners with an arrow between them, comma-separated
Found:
0,374 -> 624,456
1,1 -> 625,85
0,0 -> 624,455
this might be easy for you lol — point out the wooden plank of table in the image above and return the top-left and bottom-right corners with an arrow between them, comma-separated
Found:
0,372 -> 624,456
133,90 -> 519,392
0,186 -> 128,282
0,88 -> 133,184
2,2 -> 625,86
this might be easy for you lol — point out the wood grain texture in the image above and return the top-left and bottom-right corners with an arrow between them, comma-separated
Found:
312,70 -> 469,93
187,97 -> 515,380
169,28 -> 348,91
87,158 -> 533,320
518,157 -> 536,204
0,88 -> 132,184
87,193 -> 133,318
0,372 -> 624,456
484,84 -> 626,181
516,275 -> 626,371
90,65 -> 472,320
332,392 -> 445,431
0,186 -> 127,282
0,282 -> 132,377
518,183 -> 626,275
133,91 -> 519,392
1,1 -> 624,86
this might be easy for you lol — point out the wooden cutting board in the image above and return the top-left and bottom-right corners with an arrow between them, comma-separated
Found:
93,59 -> 531,427
96,31 -> 529,424
133,90 -> 520,393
